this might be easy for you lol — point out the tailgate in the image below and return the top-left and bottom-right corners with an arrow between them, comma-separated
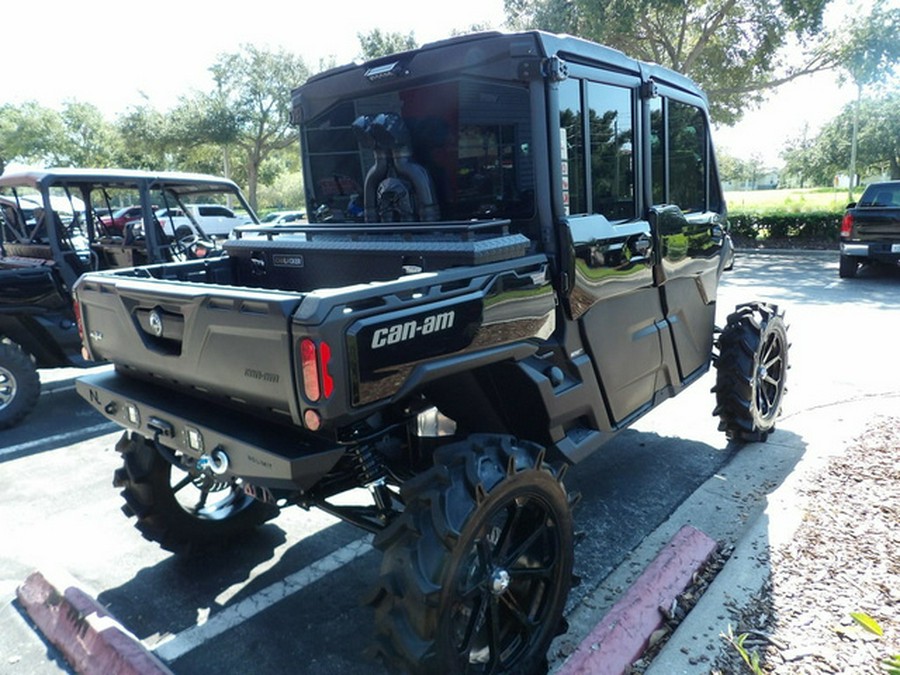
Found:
76,273 -> 305,422
854,208 -> 900,239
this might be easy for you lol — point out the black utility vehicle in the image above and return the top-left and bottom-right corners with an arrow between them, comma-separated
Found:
839,180 -> 900,278
74,32 -> 788,674
0,169 -> 255,428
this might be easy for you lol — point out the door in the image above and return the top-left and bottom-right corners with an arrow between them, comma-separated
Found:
649,92 -> 725,381
558,76 -> 667,425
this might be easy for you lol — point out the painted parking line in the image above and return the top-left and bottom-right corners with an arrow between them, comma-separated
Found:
41,384 -> 76,395
151,535 -> 375,662
0,422 -> 119,461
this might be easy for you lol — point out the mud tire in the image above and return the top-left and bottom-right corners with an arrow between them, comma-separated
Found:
113,432 -> 278,553
0,342 -> 40,430
369,434 -> 574,674
713,303 -> 789,442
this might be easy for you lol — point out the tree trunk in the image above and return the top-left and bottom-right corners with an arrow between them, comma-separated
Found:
848,83 -> 861,200
247,157 -> 259,213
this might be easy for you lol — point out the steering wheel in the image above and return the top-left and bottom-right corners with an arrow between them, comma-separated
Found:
177,233 -> 200,249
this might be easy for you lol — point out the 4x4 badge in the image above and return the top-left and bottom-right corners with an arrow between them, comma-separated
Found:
148,310 -> 163,337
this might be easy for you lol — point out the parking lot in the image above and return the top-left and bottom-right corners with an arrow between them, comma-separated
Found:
2,251 -> 899,674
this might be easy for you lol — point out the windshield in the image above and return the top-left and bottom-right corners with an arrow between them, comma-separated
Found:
303,78 -> 535,224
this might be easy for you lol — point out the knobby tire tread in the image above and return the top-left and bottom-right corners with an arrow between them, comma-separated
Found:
368,434 -> 573,674
112,432 -> 278,554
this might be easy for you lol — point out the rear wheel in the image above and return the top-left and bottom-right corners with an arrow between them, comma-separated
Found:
369,434 -> 574,674
838,254 -> 859,278
113,432 -> 279,553
0,342 -> 40,430
713,303 -> 789,442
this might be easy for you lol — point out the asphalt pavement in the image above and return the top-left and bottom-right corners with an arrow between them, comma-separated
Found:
3,250 -> 899,674
551,251 -> 900,672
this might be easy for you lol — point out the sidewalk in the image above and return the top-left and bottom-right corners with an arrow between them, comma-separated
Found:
552,395 -> 900,674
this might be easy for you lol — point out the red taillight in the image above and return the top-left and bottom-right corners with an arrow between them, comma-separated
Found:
299,338 -> 334,402
841,212 -> 854,238
300,338 -> 320,401
73,300 -> 91,360
320,341 -> 334,399
73,300 -> 83,339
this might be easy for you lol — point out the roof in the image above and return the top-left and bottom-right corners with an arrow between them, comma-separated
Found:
295,29 -> 706,116
0,168 -> 242,194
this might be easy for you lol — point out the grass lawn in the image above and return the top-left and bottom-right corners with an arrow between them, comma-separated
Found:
724,187 -> 861,214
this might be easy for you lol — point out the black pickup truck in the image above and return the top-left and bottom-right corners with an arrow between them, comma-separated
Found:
839,180 -> 900,278
74,31 -> 787,674
0,169 -> 254,428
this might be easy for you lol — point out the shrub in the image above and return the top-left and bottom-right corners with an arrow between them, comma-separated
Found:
727,210 -> 840,241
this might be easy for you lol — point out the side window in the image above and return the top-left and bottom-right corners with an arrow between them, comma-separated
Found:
200,206 -> 229,217
649,97 -> 710,213
668,100 -> 706,212
650,98 -> 665,206
558,78 -> 586,215
586,82 -> 635,220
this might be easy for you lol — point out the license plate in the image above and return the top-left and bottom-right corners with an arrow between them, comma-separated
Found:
892,244 -> 900,253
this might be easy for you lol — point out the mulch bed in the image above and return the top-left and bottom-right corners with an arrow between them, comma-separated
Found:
709,416 -> 900,674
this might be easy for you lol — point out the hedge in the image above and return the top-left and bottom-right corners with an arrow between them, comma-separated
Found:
727,210 -> 841,241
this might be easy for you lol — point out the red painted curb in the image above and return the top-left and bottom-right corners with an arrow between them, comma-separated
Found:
16,570 -> 173,675
559,524 -> 718,675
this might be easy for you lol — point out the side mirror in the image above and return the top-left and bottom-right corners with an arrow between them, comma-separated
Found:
846,202 -> 857,209
648,204 -> 688,236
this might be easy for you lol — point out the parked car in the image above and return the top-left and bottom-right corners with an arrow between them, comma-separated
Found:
260,210 -> 306,225
127,203 -> 252,239
99,205 -> 145,233
839,180 -> 900,278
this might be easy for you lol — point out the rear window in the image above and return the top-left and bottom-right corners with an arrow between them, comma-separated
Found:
859,183 -> 900,207
303,78 -> 535,224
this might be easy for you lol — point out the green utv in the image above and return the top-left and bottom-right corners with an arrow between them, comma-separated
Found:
74,31 -> 788,674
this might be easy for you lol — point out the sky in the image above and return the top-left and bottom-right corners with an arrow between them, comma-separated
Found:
2,0 -> 873,167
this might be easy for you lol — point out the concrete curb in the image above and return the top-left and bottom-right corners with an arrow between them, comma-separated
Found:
557,525 -> 717,675
735,247 -> 837,256
16,569 -> 173,675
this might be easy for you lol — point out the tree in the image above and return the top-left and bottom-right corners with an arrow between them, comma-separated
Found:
0,102 -> 67,172
57,101 -> 123,168
116,103 -> 178,171
167,90 -> 243,178
206,45 -> 310,210
0,101 -> 121,171
780,124 -> 821,188
503,0 -> 837,124
717,150 -> 768,189
812,93 -> 900,181
830,0 -> 900,194
357,29 -> 418,60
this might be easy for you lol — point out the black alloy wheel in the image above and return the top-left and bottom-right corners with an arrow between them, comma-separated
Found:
113,432 -> 278,553
713,302 -> 789,442
369,434 -> 574,674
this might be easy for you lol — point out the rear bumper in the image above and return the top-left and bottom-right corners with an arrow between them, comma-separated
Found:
841,241 -> 900,263
76,370 -> 345,491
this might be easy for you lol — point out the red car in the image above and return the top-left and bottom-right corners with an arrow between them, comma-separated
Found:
99,205 -> 146,233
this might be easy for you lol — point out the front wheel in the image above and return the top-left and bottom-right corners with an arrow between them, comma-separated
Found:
713,303 -> 789,442
113,432 -> 279,553
369,434 -> 574,674
0,342 -> 40,430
